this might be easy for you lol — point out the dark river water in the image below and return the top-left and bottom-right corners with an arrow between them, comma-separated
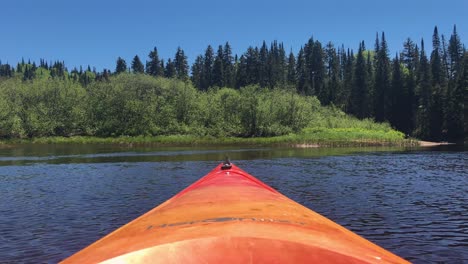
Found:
0,144 -> 467,263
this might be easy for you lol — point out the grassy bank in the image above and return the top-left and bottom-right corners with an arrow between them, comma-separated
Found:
1,127 -> 415,147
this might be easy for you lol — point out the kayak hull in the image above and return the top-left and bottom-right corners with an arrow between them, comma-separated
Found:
62,163 -> 409,263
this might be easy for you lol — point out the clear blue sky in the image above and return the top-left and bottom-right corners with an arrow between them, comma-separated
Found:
2,0 -> 467,71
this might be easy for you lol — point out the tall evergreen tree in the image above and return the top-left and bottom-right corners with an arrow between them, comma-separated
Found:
374,32 -> 391,122
115,57 -> 127,74
287,51 -> 297,85
401,38 -> 419,134
236,55 -> 248,88
258,41 -> 269,87
429,26 -> 445,140
296,47 -> 310,95
445,25 -> 465,140
202,45 -> 214,89
389,53 -> 407,132
350,41 -> 369,118
165,58 -> 176,78
146,47 -> 163,77
223,42 -> 235,88
174,47 -> 189,80
325,42 -> 340,105
191,55 -> 204,89
131,55 -> 145,74
212,45 -> 225,87
416,39 -> 432,139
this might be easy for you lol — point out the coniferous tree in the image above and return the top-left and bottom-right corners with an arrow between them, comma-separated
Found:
416,39 -> 432,139
191,55 -> 204,89
287,51 -> 297,85
223,42 -> 235,88
374,32 -> 391,122
258,41 -> 269,87
245,46 -> 260,86
165,59 -> 176,78
203,45 -> 214,89
350,41 -> 369,118
146,47 -> 163,76
174,47 -> 189,80
236,55 -> 248,88
389,53 -> 407,132
131,55 -> 145,74
296,47 -> 309,95
429,26 -> 445,140
445,25 -> 465,140
116,57 -> 127,74
324,42 -> 340,105
212,45 -> 224,87
401,38 -> 419,134
341,48 -> 354,111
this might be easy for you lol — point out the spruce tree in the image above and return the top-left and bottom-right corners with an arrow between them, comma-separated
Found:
236,55 -> 248,88
259,41 -> 269,87
191,55 -> 204,90
429,26 -> 445,140
287,51 -> 296,85
212,45 -> 224,87
416,39 -> 432,139
115,57 -> 127,74
325,42 -> 340,105
131,55 -> 145,74
174,47 -> 189,80
350,41 -> 369,118
374,32 -> 391,122
165,59 -> 176,78
203,45 -> 214,89
146,47 -> 162,76
223,42 -> 234,88
445,25 -> 465,140
390,53 -> 407,132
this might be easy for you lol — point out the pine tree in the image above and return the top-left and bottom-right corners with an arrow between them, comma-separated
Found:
245,46 -> 260,86
324,42 -> 340,105
416,39 -> 432,139
223,42 -> 235,88
287,51 -> 296,85
389,53 -> 407,132
350,41 -> 369,118
174,47 -> 189,80
296,47 -> 310,94
236,55 -> 248,88
131,55 -> 145,74
165,59 -> 176,78
115,57 -> 127,74
374,32 -> 391,122
429,26 -> 445,140
401,38 -> 419,134
146,47 -> 162,76
445,25 -> 465,140
203,45 -> 214,89
191,55 -> 204,90
258,41 -> 269,87
212,45 -> 224,87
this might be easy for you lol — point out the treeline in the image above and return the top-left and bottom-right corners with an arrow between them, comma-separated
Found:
0,25 -> 466,141
1,73 -> 384,138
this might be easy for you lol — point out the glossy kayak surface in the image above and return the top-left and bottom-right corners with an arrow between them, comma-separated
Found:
62,163 -> 409,263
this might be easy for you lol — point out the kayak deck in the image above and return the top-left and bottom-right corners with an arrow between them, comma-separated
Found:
62,163 -> 409,263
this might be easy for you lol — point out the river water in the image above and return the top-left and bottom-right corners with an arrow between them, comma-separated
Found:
0,144 -> 467,263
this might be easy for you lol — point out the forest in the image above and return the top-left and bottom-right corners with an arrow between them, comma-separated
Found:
0,25 -> 466,142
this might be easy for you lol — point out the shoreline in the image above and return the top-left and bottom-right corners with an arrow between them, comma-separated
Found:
0,135 -> 417,148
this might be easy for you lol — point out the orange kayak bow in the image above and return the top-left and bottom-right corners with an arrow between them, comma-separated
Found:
62,162 -> 409,263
